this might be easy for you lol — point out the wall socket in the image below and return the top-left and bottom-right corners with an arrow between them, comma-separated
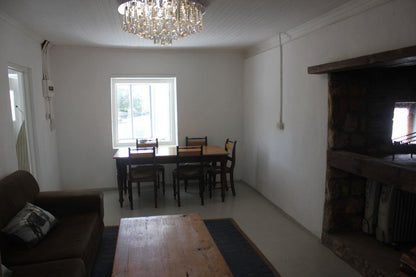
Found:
277,121 -> 285,130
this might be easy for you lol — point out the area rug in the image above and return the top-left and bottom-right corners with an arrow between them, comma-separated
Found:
92,218 -> 280,277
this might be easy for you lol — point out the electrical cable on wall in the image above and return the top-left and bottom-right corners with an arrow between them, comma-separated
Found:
41,40 -> 55,130
277,32 -> 285,130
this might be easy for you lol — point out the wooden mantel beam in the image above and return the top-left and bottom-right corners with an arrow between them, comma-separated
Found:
327,150 -> 416,194
308,46 -> 416,74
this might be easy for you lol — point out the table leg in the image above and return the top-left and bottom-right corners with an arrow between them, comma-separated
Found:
116,160 -> 126,207
220,157 -> 226,202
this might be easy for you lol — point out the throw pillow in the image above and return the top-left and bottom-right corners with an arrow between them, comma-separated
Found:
1,202 -> 57,246
1,264 -> 12,277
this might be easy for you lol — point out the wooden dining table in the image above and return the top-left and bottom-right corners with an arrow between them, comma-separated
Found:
113,145 -> 229,207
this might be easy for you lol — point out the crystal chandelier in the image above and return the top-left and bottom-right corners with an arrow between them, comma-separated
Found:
118,0 -> 205,46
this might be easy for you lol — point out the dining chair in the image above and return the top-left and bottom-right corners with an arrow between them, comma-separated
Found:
136,138 -> 165,195
208,138 -> 237,197
184,136 -> 208,192
186,136 -> 208,146
128,146 -> 158,209
172,145 -> 205,207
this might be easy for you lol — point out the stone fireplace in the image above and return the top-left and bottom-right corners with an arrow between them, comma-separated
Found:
309,46 -> 416,277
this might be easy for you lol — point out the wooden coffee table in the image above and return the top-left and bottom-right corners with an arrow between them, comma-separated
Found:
112,213 -> 233,277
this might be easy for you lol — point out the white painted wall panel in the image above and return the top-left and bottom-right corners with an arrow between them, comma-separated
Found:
50,47 -> 243,190
0,17 -> 61,190
242,0 -> 416,237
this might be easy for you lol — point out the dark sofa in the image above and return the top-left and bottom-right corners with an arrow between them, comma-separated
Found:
0,171 -> 104,277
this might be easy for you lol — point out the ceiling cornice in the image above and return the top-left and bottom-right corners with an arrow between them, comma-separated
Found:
245,0 -> 392,58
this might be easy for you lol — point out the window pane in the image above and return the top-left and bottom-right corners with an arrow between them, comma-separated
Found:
116,84 -> 132,141
152,83 -> 171,141
132,84 -> 152,139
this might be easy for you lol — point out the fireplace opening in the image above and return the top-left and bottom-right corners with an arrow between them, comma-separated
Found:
309,47 -> 416,277
392,101 -> 416,161
391,102 -> 416,160
392,102 -> 416,141
323,65 -> 416,276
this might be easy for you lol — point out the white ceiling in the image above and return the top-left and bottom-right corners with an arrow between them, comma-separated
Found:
0,0 -> 350,49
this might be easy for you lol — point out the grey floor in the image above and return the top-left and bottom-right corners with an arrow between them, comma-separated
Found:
103,181 -> 361,277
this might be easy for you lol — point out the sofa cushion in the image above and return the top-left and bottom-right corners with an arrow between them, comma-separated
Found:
34,190 -> 104,221
2,203 -> 57,246
9,258 -> 85,277
3,212 -> 102,268
0,171 -> 39,229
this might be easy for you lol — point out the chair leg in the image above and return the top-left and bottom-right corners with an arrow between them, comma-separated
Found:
123,181 -> 127,194
199,176 -> 204,206
128,180 -> 133,210
123,171 -> 127,194
224,172 -> 229,191
177,177 -> 181,207
154,180 -> 158,208
162,168 -> 165,196
173,173 -> 176,199
184,179 -> 188,192
211,172 -> 218,191
230,171 -> 236,196
208,172 -> 212,199
212,172 -> 225,190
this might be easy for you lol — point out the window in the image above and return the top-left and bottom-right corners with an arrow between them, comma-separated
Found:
391,102 -> 416,142
111,77 -> 177,148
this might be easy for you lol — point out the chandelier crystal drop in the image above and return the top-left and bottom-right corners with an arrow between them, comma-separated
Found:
118,0 -> 205,46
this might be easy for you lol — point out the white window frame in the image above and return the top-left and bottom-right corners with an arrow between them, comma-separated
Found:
111,77 -> 178,148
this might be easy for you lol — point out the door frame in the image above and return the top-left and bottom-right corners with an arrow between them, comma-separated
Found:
8,63 -> 38,178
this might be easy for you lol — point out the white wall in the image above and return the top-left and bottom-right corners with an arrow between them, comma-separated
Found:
242,0 -> 416,237
0,15 -> 61,190
50,46 -> 243,190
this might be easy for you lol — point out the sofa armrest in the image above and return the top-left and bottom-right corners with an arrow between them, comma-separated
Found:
34,190 -> 104,220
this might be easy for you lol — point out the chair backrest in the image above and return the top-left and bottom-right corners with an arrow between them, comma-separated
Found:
225,139 -> 237,169
136,138 -> 159,148
128,147 -> 157,177
176,145 -> 203,167
185,136 -> 207,146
